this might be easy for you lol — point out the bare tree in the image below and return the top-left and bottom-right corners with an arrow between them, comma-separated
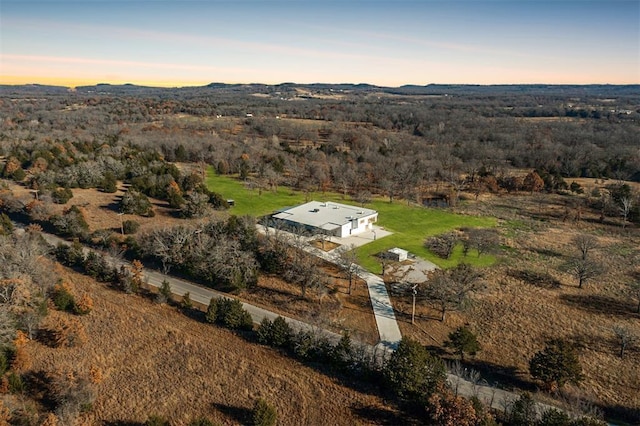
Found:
566,257 -> 602,289
425,264 -> 483,322
612,324 -> 638,358
463,228 -> 500,257
619,197 -> 633,228
573,234 -> 598,261
0,308 -> 16,347
566,234 -> 601,289
335,244 -> 359,294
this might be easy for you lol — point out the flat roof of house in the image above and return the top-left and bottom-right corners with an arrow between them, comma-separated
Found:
272,201 -> 377,230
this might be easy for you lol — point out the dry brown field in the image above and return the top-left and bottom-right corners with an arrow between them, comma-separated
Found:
8,264 -> 399,425
4,179 -> 639,421
392,190 -> 640,419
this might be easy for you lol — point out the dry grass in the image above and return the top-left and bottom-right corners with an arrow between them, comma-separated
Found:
20,265 -> 397,425
242,264 -> 379,345
394,192 -> 640,418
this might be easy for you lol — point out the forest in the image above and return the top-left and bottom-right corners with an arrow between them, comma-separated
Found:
0,83 -> 638,425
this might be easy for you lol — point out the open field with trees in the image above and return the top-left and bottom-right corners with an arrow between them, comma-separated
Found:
0,82 -> 638,424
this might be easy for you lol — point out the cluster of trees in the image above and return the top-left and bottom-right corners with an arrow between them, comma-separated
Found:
1,86 -> 638,226
137,217 -> 259,291
0,229 -> 102,424
0,134 -> 227,220
425,227 -> 500,259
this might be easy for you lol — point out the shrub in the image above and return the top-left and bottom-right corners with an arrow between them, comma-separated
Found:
51,187 -> 74,204
205,298 -> 218,324
290,329 -> 332,362
120,189 -> 154,217
331,331 -> 355,370
216,298 -> 253,331
539,408 -> 571,426
7,372 -> 25,394
83,251 -> 110,280
55,241 -> 85,267
11,167 -> 26,182
101,172 -> 118,193
529,339 -> 583,391
257,316 -> 292,348
181,292 -> 193,311
445,326 -> 481,361
508,392 -> 537,426
427,385 -> 480,426
424,232 -> 458,259
157,280 -> 172,304
384,337 -> 446,402
49,317 -> 87,348
122,219 -> 140,234
51,283 -> 76,312
73,294 -> 94,315
252,398 -> 277,426
51,205 -> 90,238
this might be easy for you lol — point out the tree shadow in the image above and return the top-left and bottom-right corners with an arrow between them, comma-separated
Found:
507,269 -> 562,289
103,422 -> 144,426
602,403 -> 640,425
103,200 -> 123,213
560,294 -> 637,317
530,247 -> 564,258
351,403 -> 417,425
211,402 -> 252,424
21,370 -> 55,411
36,328 -> 59,348
463,360 -> 536,393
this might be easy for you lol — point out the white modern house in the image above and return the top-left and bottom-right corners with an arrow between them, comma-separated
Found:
272,201 -> 378,238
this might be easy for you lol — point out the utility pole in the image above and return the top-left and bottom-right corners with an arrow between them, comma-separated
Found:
411,284 -> 418,325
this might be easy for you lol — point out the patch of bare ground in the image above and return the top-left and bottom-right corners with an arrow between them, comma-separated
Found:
22,265 -> 398,425
394,192 -> 640,419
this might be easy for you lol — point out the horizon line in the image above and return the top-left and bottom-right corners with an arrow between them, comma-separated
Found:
2,79 -> 638,90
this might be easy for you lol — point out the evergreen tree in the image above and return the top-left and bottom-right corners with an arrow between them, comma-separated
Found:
445,326 -> 481,361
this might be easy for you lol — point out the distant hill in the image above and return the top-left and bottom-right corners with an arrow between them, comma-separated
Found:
0,83 -> 70,95
1,82 -> 638,98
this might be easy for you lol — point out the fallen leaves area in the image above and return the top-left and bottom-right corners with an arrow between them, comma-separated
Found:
16,265 -> 399,425
393,191 -> 640,420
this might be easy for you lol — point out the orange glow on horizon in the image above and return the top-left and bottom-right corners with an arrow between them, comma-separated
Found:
0,75 -> 218,89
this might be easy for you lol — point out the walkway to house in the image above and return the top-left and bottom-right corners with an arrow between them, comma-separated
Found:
262,224 -> 403,350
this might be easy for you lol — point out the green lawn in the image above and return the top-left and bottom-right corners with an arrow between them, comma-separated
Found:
206,169 -> 497,270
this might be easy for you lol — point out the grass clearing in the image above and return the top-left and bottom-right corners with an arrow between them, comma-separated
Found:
207,170 -> 497,270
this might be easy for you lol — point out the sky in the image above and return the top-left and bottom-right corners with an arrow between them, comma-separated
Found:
1,0 -> 639,87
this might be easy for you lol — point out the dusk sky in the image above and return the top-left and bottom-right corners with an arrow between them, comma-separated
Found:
1,0 -> 639,87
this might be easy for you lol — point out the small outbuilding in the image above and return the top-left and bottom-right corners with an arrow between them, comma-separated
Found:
386,247 -> 408,262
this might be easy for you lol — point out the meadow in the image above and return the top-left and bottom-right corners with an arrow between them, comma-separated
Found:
206,169 -> 497,271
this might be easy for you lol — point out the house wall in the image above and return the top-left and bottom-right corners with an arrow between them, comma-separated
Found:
338,213 -> 377,237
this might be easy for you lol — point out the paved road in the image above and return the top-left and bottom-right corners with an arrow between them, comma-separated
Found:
37,230 -> 346,344
33,228 -> 574,418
